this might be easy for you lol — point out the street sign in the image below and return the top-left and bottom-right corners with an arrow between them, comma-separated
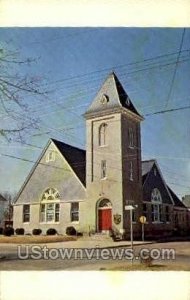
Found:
125,205 -> 135,210
139,216 -> 146,224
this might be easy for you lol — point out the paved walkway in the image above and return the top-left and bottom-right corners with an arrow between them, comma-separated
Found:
0,236 -> 152,251
52,237 -> 152,249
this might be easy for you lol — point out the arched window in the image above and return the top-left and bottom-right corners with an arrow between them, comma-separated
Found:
151,188 -> 162,222
40,188 -> 60,223
98,199 -> 112,208
99,123 -> 107,146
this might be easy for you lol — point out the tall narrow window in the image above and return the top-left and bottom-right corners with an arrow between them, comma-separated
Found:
40,204 -> 46,223
23,205 -> 30,223
70,202 -> 79,222
99,123 -> 107,146
151,188 -> 162,222
129,127 -> 134,148
101,160 -> 107,179
129,161 -> 133,181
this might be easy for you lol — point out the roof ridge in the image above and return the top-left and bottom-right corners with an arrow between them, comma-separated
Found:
51,138 -> 85,152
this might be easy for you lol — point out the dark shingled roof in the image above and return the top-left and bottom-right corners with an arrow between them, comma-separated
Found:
51,139 -> 185,207
84,72 -> 142,118
52,139 -> 86,186
113,72 -> 141,117
141,160 -> 155,184
167,186 -> 187,208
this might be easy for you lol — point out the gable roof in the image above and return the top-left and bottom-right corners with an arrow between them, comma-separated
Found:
84,72 -> 142,119
142,159 -> 155,184
14,135 -> 184,208
52,139 -> 86,186
142,160 -> 156,176
167,186 -> 187,208
14,139 -> 86,203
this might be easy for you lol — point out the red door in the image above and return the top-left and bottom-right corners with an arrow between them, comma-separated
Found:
98,208 -> 112,231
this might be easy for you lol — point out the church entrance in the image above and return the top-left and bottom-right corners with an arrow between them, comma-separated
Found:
97,199 -> 112,232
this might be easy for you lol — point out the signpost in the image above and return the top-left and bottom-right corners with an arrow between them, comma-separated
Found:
139,215 -> 146,242
125,202 -> 138,265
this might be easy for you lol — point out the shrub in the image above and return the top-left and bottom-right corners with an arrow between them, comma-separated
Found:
66,226 -> 77,236
46,228 -> 57,235
0,227 -> 3,235
32,228 -> 42,235
76,232 -> 83,237
3,227 -> 14,236
15,228 -> 25,235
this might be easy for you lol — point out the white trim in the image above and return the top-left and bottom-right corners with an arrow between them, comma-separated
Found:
14,199 -> 85,206
152,221 -> 164,224
39,222 -> 60,225
154,161 -> 174,205
98,207 -> 112,210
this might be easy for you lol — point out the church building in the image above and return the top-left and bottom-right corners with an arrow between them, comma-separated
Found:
13,73 -> 190,239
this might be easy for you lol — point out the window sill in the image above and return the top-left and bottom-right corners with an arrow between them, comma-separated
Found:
23,222 -> 30,224
128,146 -> 135,149
71,221 -> 79,224
101,177 -> 107,181
152,221 -> 163,224
39,222 -> 60,224
99,145 -> 108,148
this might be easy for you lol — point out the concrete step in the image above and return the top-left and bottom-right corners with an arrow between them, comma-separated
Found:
90,233 -> 112,241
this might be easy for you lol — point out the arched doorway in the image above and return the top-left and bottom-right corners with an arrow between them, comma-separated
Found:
97,199 -> 112,232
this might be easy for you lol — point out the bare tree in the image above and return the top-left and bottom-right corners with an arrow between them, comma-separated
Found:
0,47 -> 48,141
1,191 -> 16,221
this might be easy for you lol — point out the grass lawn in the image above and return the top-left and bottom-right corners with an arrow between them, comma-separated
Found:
0,235 -> 76,244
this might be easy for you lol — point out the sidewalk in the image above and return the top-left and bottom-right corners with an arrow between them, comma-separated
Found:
0,237 -> 152,251
44,237 -> 153,249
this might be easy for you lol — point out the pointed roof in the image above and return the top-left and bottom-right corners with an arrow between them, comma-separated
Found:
14,139 -> 86,203
167,186 -> 187,208
142,159 -> 156,176
84,72 -> 143,119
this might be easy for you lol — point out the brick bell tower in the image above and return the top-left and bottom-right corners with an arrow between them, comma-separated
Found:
83,72 -> 143,236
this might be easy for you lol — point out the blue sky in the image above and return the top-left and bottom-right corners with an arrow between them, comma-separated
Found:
0,28 -> 190,198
